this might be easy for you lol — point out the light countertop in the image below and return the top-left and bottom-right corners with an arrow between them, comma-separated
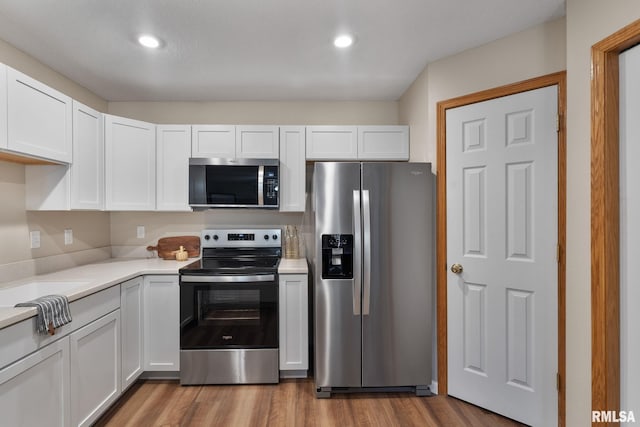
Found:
0,257 -> 192,330
278,258 -> 308,274
0,257 -> 309,330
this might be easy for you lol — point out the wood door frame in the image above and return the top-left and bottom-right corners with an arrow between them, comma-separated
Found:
591,19 -> 640,422
436,72 -> 567,425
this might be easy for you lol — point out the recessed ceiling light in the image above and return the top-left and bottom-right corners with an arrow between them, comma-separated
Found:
138,34 -> 161,49
334,34 -> 354,49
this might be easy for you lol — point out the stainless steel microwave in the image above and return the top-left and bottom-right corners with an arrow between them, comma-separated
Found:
188,158 -> 279,210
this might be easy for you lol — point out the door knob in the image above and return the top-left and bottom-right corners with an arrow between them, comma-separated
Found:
450,263 -> 463,274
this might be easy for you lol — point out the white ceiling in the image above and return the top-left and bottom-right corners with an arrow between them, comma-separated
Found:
0,0 -> 565,102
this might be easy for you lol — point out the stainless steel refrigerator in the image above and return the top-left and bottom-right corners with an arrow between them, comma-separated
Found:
313,162 -> 435,397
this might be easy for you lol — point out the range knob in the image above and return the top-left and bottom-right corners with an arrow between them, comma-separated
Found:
204,234 -> 210,241
213,235 -> 219,241
272,234 -> 278,240
264,234 -> 269,240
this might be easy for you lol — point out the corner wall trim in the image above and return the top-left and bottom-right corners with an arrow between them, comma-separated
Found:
591,18 -> 640,425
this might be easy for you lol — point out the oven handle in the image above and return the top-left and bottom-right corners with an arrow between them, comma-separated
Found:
180,274 -> 275,283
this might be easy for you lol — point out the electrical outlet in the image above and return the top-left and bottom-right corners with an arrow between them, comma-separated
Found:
30,230 -> 41,249
137,225 -> 145,239
64,229 -> 73,245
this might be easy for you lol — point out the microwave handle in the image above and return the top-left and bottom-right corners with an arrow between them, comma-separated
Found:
258,165 -> 264,205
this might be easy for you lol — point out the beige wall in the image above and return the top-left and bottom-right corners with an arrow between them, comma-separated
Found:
398,68 -> 429,161
110,211 -> 305,249
0,160 -> 111,265
0,40 -> 110,273
399,18 -> 566,168
565,1 -> 640,426
0,38 -> 107,112
108,101 -> 399,125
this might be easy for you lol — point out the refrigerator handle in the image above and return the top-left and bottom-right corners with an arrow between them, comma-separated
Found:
362,189 -> 371,316
353,190 -> 362,316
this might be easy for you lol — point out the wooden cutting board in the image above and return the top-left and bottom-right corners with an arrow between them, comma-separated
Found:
147,236 -> 200,260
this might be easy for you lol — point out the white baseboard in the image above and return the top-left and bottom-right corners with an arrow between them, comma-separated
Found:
430,380 -> 438,394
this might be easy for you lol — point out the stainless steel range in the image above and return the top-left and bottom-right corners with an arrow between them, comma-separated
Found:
179,228 -> 281,385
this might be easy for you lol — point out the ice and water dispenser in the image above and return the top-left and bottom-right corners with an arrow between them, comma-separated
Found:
321,234 -> 354,279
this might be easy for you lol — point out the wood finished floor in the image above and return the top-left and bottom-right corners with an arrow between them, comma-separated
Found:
95,378 -> 525,427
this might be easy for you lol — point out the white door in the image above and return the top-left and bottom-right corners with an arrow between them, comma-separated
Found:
446,85 -> 558,426
619,44 -> 640,413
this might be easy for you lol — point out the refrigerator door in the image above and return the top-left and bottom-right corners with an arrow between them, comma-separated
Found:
361,163 -> 434,387
314,162 -> 362,389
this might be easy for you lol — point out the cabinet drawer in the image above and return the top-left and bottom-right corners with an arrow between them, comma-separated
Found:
0,285 -> 120,369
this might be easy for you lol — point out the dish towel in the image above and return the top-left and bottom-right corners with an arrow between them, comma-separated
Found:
15,294 -> 73,335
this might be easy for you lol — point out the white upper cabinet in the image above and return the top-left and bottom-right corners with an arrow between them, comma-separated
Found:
0,64 -> 7,150
192,125 -> 279,159
157,125 -> 191,211
279,126 -> 306,212
6,67 -> 72,163
236,125 -> 279,159
105,115 -> 156,211
71,101 -> 104,209
305,126 -> 358,160
25,101 -> 104,211
306,125 -> 409,161
191,125 -> 235,158
357,125 -> 409,160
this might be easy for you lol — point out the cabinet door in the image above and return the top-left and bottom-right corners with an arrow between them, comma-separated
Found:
157,125 -> 191,211
70,310 -> 121,427
305,126 -> 358,160
105,115 -> 156,210
357,125 -> 409,160
71,101 -> 105,209
236,125 -> 279,159
279,274 -> 309,374
0,64 -> 7,150
144,275 -> 179,371
191,125 -> 235,158
279,126 -> 306,212
121,277 -> 144,391
0,337 -> 70,427
7,67 -> 72,163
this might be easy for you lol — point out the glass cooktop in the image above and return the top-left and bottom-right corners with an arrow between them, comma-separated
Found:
179,256 -> 280,275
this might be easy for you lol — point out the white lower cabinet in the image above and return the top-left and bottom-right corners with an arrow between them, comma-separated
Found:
278,273 -> 309,376
120,277 -> 144,390
70,310 -> 121,427
144,275 -> 180,371
0,337 -> 71,427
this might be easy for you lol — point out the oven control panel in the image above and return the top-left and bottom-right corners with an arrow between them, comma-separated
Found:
201,228 -> 281,248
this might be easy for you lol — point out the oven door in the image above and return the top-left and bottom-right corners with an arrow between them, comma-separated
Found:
179,274 -> 278,350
